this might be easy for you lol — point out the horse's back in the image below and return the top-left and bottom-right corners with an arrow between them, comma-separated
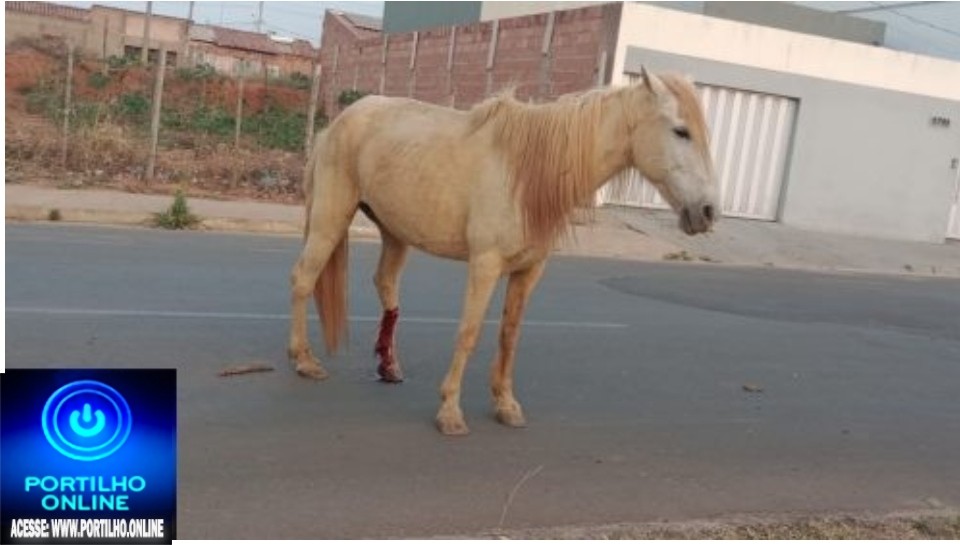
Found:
319,96 -> 500,260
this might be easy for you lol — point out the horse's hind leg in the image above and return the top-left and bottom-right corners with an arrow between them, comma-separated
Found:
373,230 -> 409,383
289,191 -> 357,379
490,260 -> 546,427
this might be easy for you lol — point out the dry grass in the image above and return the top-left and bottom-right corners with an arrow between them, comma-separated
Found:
483,512 -> 960,540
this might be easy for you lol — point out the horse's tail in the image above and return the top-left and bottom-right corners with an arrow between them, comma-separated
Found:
315,235 -> 348,355
302,128 -> 349,355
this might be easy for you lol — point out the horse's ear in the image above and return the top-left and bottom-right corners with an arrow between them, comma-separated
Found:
640,66 -> 666,97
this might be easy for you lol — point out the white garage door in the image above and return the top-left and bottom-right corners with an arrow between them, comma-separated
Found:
603,78 -> 798,221
948,164 -> 960,240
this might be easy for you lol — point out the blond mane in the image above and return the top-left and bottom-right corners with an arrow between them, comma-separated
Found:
470,74 -> 710,246
469,88 -> 611,245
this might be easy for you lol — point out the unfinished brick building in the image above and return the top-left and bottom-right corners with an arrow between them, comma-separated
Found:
319,4 -> 620,116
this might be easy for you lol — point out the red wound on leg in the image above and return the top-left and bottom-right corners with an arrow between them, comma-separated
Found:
375,308 -> 403,382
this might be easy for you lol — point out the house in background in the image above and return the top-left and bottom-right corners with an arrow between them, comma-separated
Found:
4,1 -> 99,53
4,1 -> 318,77
188,25 -> 316,78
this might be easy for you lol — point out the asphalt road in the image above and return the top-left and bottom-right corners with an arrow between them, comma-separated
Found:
5,223 -> 960,538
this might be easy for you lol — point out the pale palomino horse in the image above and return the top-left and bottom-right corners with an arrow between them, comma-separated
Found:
289,68 -> 717,435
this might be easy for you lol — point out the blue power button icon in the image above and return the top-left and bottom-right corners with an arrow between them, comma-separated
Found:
42,380 -> 132,461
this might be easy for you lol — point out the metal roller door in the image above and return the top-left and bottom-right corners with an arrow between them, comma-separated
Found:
604,77 -> 798,221
948,164 -> 960,240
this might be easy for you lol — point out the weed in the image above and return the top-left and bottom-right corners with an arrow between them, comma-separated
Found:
338,89 -> 369,108
87,71 -> 111,90
116,92 -> 150,124
175,63 -> 217,82
48,209 -> 62,221
153,190 -> 200,229
663,250 -> 694,261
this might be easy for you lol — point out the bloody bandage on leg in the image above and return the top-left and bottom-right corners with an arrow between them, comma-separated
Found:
375,308 -> 403,382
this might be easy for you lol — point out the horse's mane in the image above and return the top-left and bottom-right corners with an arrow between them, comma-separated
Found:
469,74 -> 708,246
469,87 -> 610,245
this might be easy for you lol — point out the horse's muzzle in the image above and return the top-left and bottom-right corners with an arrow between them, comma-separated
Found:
679,203 -> 716,235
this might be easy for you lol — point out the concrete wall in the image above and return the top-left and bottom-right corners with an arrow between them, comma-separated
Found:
5,11 -> 99,56
480,1 -> 610,21
612,3 -> 960,101
623,47 -> 960,242
383,1 -> 481,33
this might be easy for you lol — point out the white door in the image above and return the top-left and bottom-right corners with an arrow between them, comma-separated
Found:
603,78 -> 798,221
947,161 -> 960,240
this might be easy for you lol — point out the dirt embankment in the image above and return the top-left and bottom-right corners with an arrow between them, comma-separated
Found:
5,38 -> 320,204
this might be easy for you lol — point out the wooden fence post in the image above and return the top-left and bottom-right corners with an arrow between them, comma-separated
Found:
447,26 -> 457,106
235,75 -> 244,149
539,12 -> 556,100
407,31 -> 419,98
305,63 -> 321,154
379,35 -> 388,95
145,48 -> 166,181
60,43 -> 75,169
485,21 -> 499,98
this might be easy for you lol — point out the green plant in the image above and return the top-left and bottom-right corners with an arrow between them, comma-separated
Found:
153,190 -> 200,229
25,88 -> 62,120
106,54 -> 138,70
116,92 -> 150,124
280,71 -> 311,90
72,102 -> 101,130
337,88 -> 368,108
245,105 -> 307,151
87,71 -> 111,90
175,63 -> 217,82
190,106 -> 234,136
663,250 -> 694,261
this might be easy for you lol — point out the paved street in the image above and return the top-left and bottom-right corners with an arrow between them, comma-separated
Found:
5,223 -> 960,538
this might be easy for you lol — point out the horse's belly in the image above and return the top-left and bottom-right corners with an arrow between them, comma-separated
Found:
362,196 -> 471,261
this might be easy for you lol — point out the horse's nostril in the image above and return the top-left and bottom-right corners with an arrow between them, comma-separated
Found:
703,204 -> 714,222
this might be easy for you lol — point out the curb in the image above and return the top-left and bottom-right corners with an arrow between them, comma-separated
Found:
5,205 -> 382,239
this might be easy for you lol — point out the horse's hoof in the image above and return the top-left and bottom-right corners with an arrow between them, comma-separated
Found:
495,405 -> 527,428
296,363 -> 329,381
436,412 -> 470,436
377,364 -> 404,383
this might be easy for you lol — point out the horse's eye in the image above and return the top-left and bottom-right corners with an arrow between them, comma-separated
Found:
673,127 -> 691,140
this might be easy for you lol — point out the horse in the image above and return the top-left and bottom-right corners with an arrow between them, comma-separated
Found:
288,67 -> 717,435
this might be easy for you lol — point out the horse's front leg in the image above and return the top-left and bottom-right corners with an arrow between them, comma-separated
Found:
436,252 -> 503,436
490,260 -> 546,427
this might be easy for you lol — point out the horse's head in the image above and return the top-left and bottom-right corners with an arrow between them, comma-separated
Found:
628,68 -> 718,235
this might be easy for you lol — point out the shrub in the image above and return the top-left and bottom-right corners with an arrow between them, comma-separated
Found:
153,190 -> 200,229
116,92 -> 150,124
87,71 -> 111,90
175,63 -> 217,82
337,89 -> 368,108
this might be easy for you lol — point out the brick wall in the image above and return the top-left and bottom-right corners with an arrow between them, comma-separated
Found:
320,3 -> 622,116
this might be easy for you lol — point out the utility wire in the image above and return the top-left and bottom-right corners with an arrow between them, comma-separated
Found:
836,1 -> 943,14
867,1 -> 960,40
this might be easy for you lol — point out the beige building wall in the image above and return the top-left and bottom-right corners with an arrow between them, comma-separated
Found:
612,2 -> 960,101
4,11 -> 99,55
479,1 -> 607,21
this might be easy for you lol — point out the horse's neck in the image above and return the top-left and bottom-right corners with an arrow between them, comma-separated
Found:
587,86 -> 647,192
